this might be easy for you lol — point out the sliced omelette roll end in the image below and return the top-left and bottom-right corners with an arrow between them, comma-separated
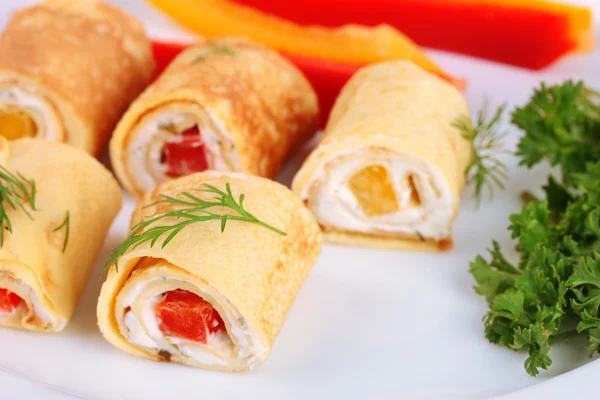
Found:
295,146 -> 457,250
99,171 -> 322,371
113,104 -> 242,196
100,258 -> 268,372
0,77 -> 66,143
0,265 -> 67,333
0,139 -> 122,333
293,60 -> 471,251
0,0 -> 155,154
111,37 -> 318,196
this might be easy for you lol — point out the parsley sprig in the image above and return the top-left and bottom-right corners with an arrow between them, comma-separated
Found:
104,183 -> 285,274
514,81 -> 600,182
470,81 -> 600,376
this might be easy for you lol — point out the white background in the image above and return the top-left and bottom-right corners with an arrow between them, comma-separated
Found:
1,0 -> 600,399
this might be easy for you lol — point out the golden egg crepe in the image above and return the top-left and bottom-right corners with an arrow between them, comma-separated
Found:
0,0 -> 155,155
110,37 -> 319,196
0,138 -> 122,332
292,61 -> 472,251
98,171 -> 322,371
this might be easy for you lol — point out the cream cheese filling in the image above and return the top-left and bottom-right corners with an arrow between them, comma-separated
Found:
116,265 -> 266,370
126,108 -> 242,193
299,147 -> 453,239
0,281 -> 64,331
0,82 -> 63,141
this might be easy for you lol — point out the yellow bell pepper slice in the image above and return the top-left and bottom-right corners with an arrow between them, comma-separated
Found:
349,165 -> 401,217
0,108 -> 37,140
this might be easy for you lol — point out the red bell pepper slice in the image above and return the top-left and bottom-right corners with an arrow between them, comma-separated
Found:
156,289 -> 225,344
164,126 -> 209,177
280,52 -> 358,126
232,0 -> 594,70
0,289 -> 23,313
151,40 -> 195,78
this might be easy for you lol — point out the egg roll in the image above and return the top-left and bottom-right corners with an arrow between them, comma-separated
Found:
292,61 -> 472,251
110,37 -> 319,196
97,171 -> 322,371
0,0 -> 154,155
0,138 -> 122,332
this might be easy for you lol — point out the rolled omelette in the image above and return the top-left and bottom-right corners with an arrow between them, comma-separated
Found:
110,37 -> 319,196
0,138 -> 122,332
98,171 -> 322,371
292,61 -> 472,251
0,0 -> 154,155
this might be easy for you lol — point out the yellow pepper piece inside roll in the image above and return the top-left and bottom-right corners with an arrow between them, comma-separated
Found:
349,165 -> 400,216
0,0 -> 155,154
0,107 -> 37,140
349,165 -> 425,216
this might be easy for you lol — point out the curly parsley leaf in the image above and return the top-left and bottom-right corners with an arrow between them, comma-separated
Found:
567,255 -> 600,356
471,80 -> 600,376
512,81 -> 600,183
511,324 -> 553,377
470,241 -> 520,304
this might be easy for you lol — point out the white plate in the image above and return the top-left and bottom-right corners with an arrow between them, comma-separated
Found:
0,1 -> 599,399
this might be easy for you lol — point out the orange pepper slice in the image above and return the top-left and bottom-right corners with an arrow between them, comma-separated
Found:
232,0 -> 594,70
146,0 -> 449,76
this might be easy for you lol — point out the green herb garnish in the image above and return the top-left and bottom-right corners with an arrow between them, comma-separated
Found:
0,165 -> 36,247
104,183 -> 285,274
513,81 -> 600,182
191,44 -> 236,63
53,211 -> 70,253
470,81 -> 600,376
453,101 -> 509,206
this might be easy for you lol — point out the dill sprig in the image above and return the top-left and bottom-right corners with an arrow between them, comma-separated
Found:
191,44 -> 236,63
453,102 -> 509,206
0,165 -> 36,246
104,183 -> 286,274
53,211 -> 70,253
